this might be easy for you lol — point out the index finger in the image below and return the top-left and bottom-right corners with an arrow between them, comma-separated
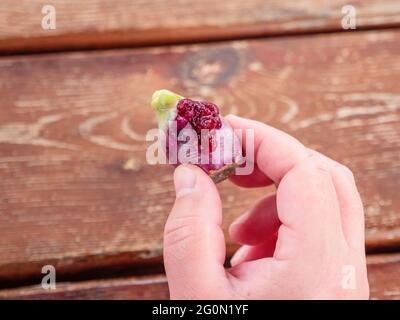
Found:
226,114 -> 309,183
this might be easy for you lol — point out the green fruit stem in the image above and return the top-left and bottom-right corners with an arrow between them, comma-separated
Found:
151,89 -> 184,129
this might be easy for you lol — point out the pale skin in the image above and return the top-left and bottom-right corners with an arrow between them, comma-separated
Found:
163,114 -> 370,299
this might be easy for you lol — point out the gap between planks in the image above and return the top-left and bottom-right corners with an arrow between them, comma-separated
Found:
0,252 -> 399,300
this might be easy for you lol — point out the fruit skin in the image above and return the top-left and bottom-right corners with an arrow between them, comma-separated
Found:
151,89 -> 243,183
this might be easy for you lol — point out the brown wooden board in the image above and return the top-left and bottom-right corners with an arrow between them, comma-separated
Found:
368,253 -> 400,300
0,253 -> 399,299
0,29 -> 399,284
0,274 -> 169,300
1,0 -> 400,53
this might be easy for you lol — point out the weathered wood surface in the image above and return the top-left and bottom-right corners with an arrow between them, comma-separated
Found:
0,29 -> 399,284
1,0 -> 400,53
368,253 -> 400,300
0,274 -> 169,300
1,253 -> 399,299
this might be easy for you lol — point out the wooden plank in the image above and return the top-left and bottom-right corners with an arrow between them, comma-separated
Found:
0,29 -> 399,283
368,253 -> 400,300
0,274 -> 169,300
1,0 -> 400,53
1,253 -> 399,299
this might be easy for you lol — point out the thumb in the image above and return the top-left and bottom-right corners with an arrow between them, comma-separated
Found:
163,164 -> 228,299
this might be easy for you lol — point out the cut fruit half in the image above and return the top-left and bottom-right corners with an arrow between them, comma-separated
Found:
151,89 -> 244,183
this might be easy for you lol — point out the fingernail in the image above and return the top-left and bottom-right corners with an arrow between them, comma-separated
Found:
230,245 -> 248,267
174,165 -> 197,198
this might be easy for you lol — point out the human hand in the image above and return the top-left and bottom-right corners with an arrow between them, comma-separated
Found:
163,115 -> 369,299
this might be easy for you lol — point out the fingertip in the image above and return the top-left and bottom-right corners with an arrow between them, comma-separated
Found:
173,165 -> 197,198
174,164 -> 216,196
230,245 -> 248,267
224,114 -> 246,129
225,114 -> 239,121
171,164 -> 223,228
224,117 -> 274,188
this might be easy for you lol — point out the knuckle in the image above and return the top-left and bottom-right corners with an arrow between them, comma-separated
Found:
337,164 -> 355,181
305,152 -> 330,172
163,216 -> 199,249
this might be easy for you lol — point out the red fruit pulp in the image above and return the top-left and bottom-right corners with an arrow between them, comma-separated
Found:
176,98 -> 222,134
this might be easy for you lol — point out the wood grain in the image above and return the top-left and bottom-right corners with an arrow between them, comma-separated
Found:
1,253 -> 399,299
0,29 -> 399,283
1,0 -> 400,53
0,274 -> 169,300
368,253 -> 400,300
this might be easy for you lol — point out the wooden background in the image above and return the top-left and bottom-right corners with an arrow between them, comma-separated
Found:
0,0 -> 399,299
